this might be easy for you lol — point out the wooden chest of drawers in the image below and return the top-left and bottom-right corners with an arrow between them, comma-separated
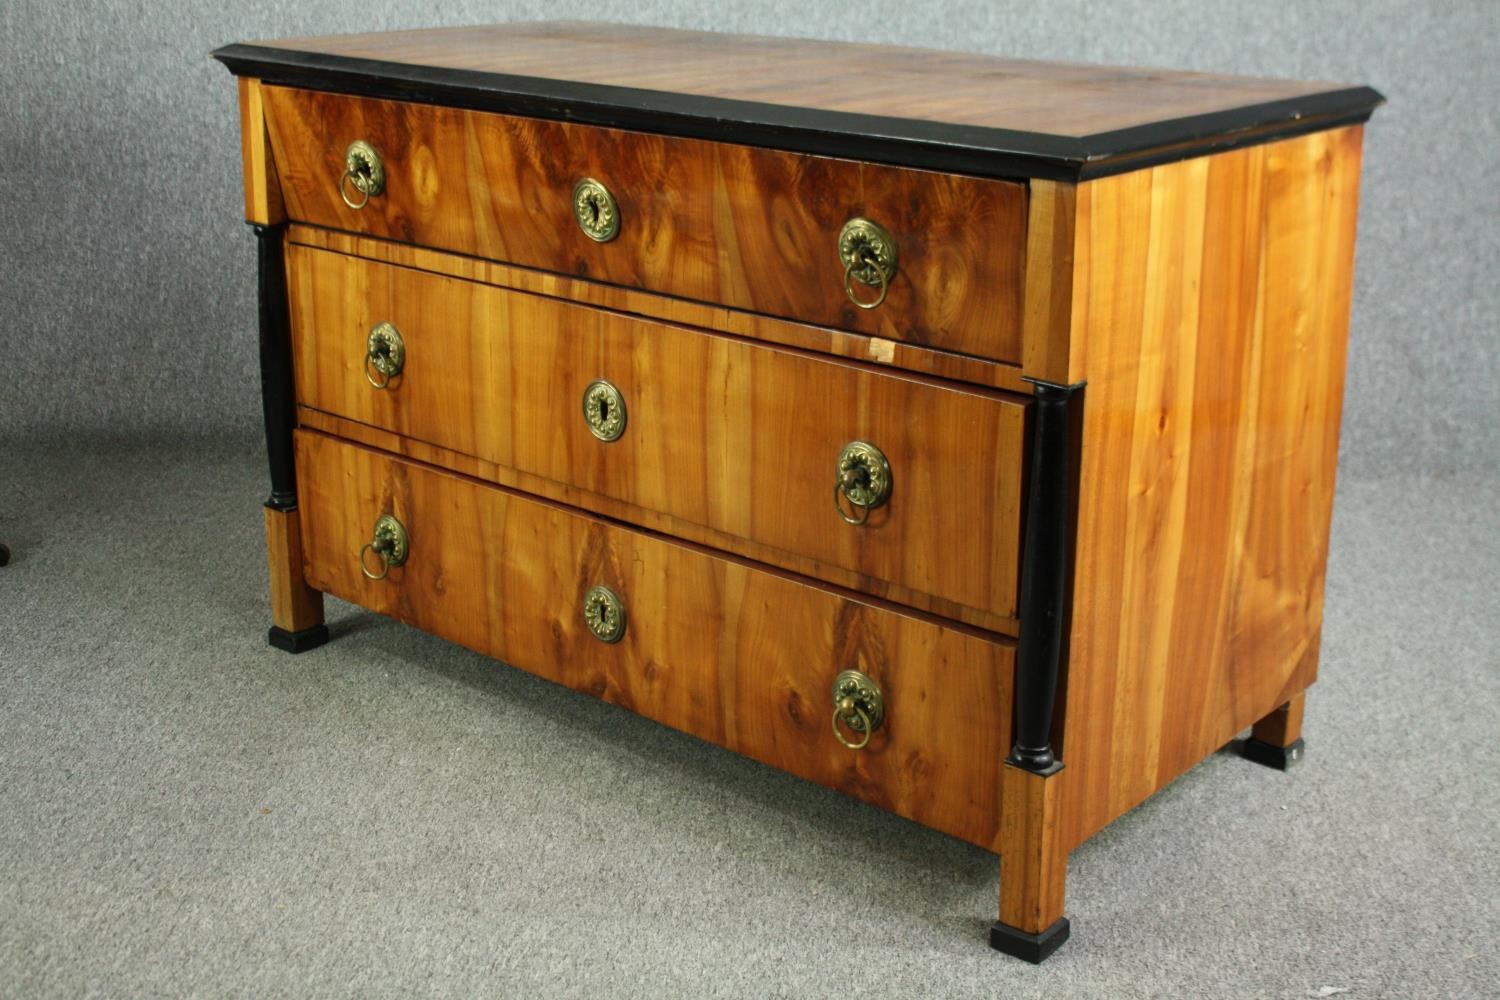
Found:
216,23 -> 1380,962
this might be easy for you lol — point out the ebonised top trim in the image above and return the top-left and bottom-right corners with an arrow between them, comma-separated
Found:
213,38 -> 1382,183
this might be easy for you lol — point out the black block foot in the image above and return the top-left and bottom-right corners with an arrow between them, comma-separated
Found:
1238,736 -> 1306,771
0,542 -> 10,566
989,916 -> 1070,963
268,624 -> 329,654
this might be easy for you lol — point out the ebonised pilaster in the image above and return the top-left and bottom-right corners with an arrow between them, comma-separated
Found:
1009,379 -> 1085,775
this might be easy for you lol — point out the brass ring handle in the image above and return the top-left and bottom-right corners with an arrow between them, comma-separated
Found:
359,514 -> 408,582
833,441 -> 892,526
339,169 -> 371,210
365,322 -> 405,389
358,541 -> 391,581
830,669 -> 885,751
832,697 -> 875,750
340,140 -> 385,211
365,354 -> 390,389
833,476 -> 870,526
843,254 -> 890,310
837,218 -> 898,311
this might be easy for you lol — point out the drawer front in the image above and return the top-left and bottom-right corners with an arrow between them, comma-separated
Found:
296,430 -> 1013,850
263,86 -> 1027,364
288,244 -> 1027,628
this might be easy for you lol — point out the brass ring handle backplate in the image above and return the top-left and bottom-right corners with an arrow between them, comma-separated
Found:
834,440 -> 892,526
340,139 -> 385,210
583,584 -> 627,643
573,178 -> 620,243
359,514 -> 409,581
837,218 -> 898,310
582,379 -> 627,442
365,321 -> 405,388
831,669 -> 885,750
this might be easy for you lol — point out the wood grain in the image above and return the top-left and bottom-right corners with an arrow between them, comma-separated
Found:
286,225 -> 1032,394
249,22 -> 1356,139
236,77 -> 283,225
263,506 -> 322,632
1054,126 -> 1365,850
295,429 -> 1016,850
287,243 -> 1027,627
998,764 -> 1067,933
1019,180 -> 1078,383
262,86 -> 1027,362
297,408 -> 1020,637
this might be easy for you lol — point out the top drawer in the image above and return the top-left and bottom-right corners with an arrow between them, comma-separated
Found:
260,86 -> 1028,364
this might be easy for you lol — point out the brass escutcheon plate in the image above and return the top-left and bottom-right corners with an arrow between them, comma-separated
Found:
831,669 -> 886,747
365,321 -> 405,385
837,217 -> 898,288
836,440 -> 892,510
371,514 -> 409,566
573,178 -> 620,242
342,139 -> 385,204
583,584 -> 627,643
582,379 -> 627,442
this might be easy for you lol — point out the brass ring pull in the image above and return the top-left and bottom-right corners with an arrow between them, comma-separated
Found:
833,441 -> 892,526
340,140 -> 385,211
833,476 -> 869,526
843,254 -> 890,310
359,514 -> 408,581
339,169 -> 370,210
365,322 -> 405,389
837,218 -> 898,311
358,541 -> 390,580
832,697 -> 874,750
831,670 -> 885,751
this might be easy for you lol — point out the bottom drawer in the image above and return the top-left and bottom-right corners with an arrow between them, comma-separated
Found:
295,430 -> 1016,851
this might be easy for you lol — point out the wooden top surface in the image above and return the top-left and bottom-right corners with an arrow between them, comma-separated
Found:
215,22 -> 1381,180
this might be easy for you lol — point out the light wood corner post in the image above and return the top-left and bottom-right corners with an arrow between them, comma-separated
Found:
239,77 -> 327,653
991,379 -> 1082,963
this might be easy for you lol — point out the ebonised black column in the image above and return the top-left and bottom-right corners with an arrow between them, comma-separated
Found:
255,223 -> 298,511
1008,379 -> 1085,775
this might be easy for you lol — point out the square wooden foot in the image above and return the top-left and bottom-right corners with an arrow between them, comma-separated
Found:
995,762 -> 1070,961
264,505 -> 326,653
1239,692 -> 1307,770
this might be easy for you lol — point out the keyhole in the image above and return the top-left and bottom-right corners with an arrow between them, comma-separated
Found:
586,195 -> 601,225
596,396 -> 609,423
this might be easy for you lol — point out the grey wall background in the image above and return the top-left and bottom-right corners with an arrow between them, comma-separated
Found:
1,1 -> 1495,476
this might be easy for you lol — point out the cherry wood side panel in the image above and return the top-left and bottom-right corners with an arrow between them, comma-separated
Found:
1057,127 -> 1365,850
262,86 -> 1027,363
287,225 -> 1032,394
295,430 -> 1015,850
287,244 -> 1028,627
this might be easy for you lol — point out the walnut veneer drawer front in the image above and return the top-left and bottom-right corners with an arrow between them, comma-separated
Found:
288,243 -> 1026,629
261,86 -> 1028,363
296,429 -> 1015,849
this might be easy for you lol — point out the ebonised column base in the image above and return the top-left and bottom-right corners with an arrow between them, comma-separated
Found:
268,624 -> 330,654
1238,736 -> 1306,771
989,916 -> 1070,963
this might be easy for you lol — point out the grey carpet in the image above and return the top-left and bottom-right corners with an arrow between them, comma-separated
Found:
1,439 -> 1496,998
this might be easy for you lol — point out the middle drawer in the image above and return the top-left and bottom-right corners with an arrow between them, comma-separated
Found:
288,243 -> 1027,630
